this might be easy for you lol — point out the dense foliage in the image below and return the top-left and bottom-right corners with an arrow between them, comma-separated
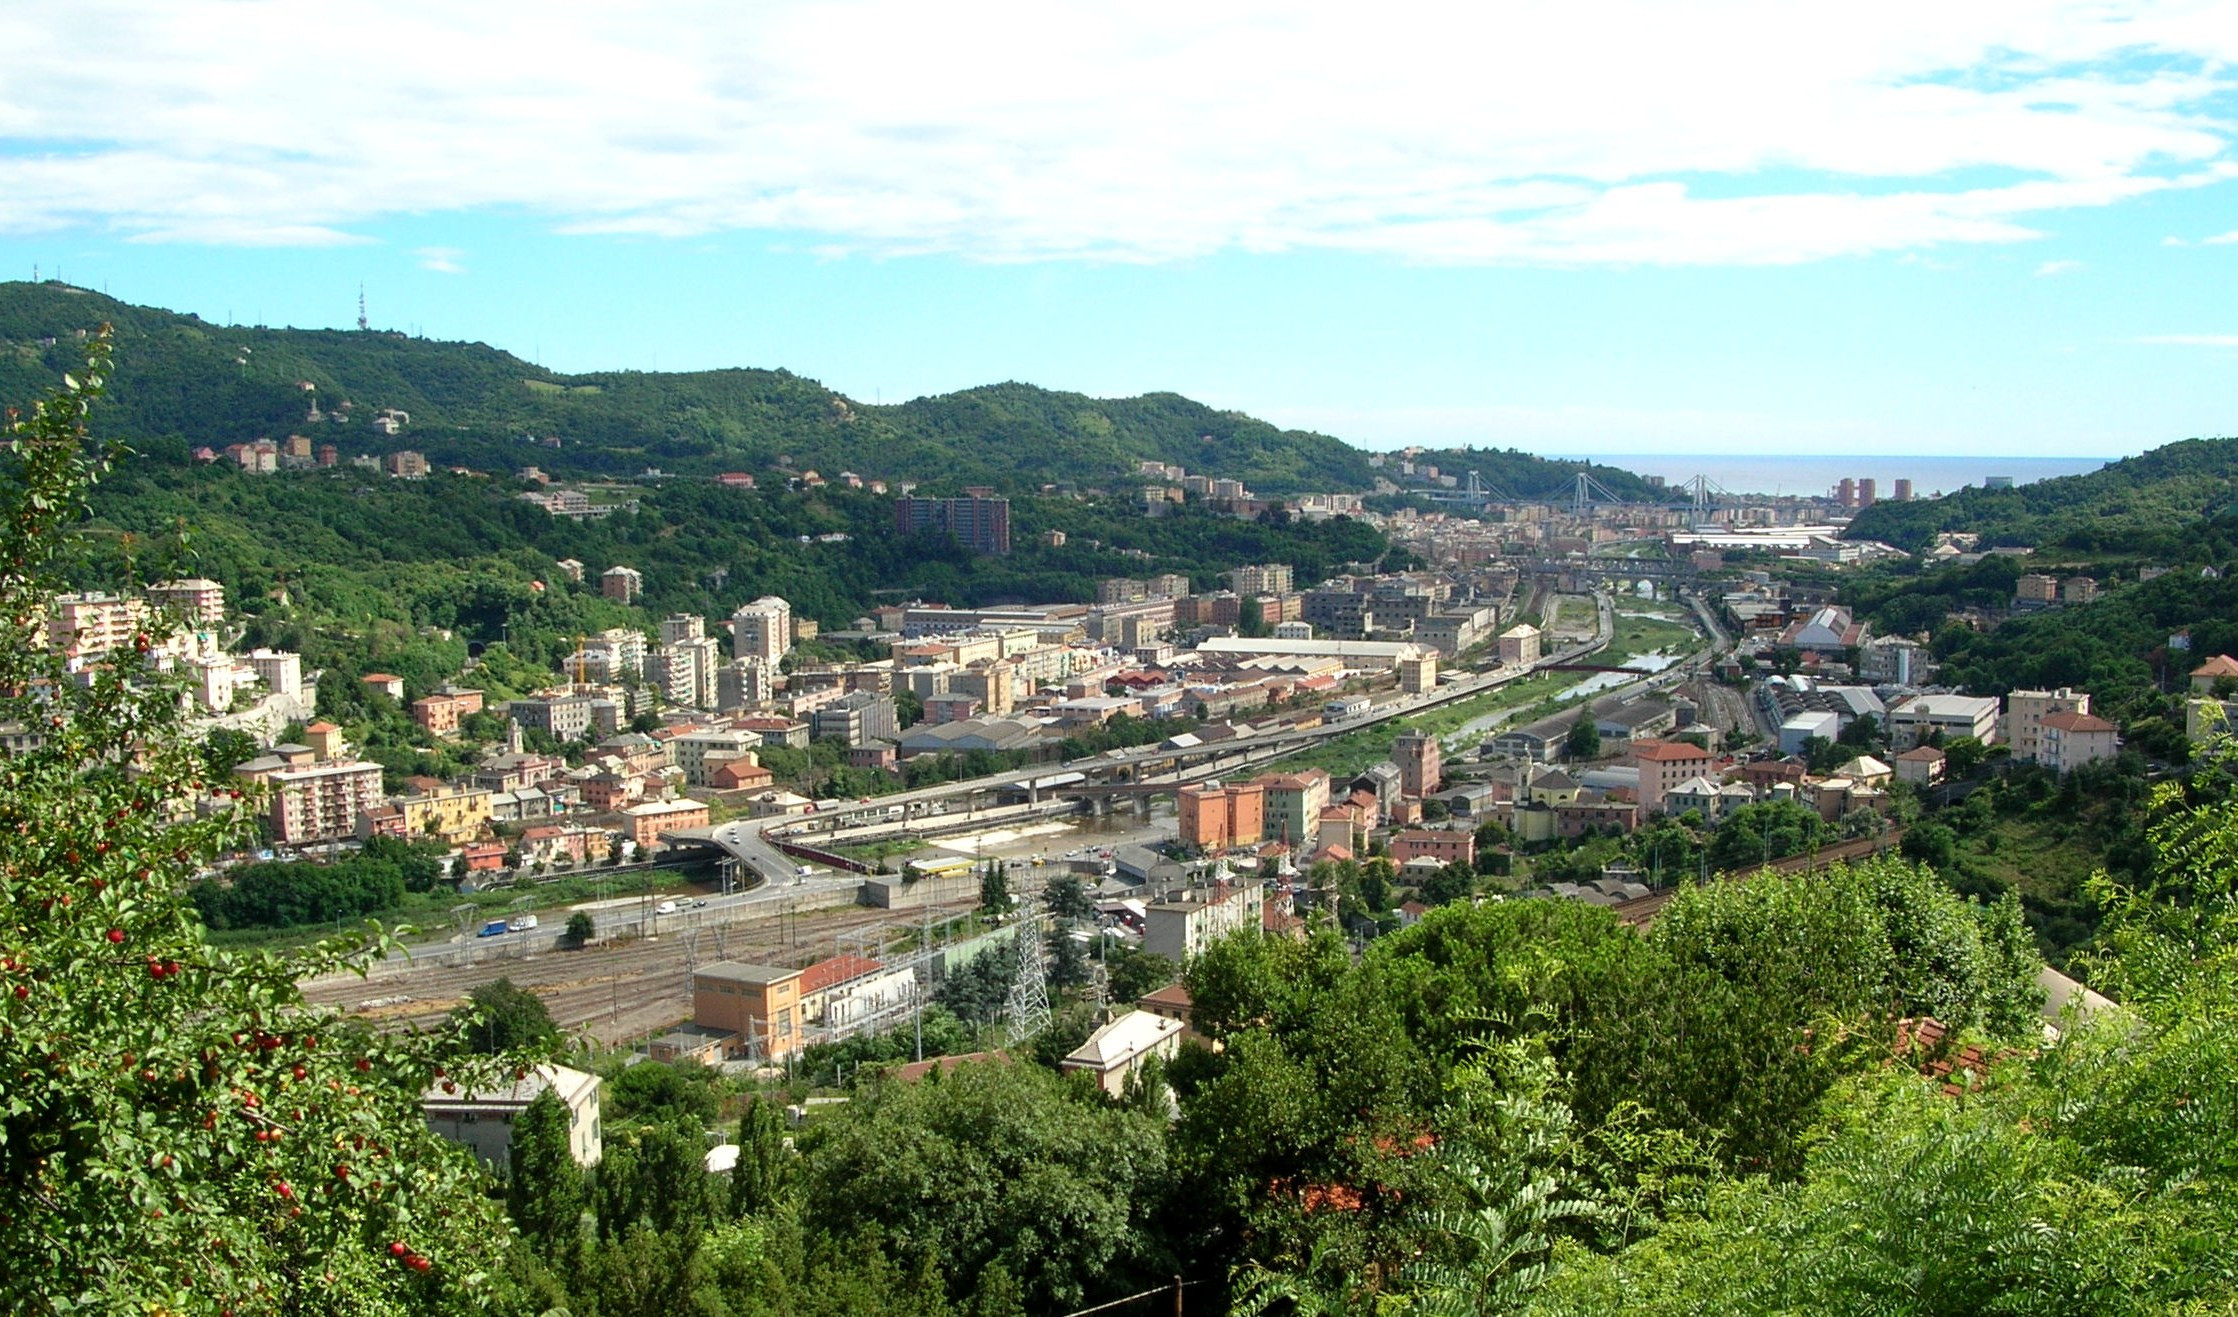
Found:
1843,436 -> 2238,554
0,334 -> 538,1313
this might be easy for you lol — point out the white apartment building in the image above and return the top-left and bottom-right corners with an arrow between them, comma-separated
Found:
660,613 -> 706,645
1144,880 -> 1265,963
648,637 -> 722,709
247,648 -> 303,698
731,597 -> 793,665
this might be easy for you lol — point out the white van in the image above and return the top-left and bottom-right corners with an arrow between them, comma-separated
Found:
653,899 -> 678,916
507,914 -> 540,932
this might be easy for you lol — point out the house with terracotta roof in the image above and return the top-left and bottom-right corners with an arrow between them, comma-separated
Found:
2191,654 -> 2238,693
2040,710 -> 2119,773
361,673 -> 405,701
1631,738 -> 1714,814
1894,745 -> 1946,786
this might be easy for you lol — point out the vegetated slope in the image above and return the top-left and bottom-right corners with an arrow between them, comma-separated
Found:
1398,445 -> 1663,502
1843,438 -> 2238,554
0,282 -> 1391,494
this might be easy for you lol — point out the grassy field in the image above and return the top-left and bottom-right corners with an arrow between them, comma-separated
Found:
1602,609 -> 1700,666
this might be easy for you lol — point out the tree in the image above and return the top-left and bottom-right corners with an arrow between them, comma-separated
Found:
509,1090 -> 586,1264
1565,719 -> 1602,761
565,909 -> 598,945
454,977 -> 560,1054
978,860 -> 1011,915
803,1060 -> 1168,1311
1048,927 -> 1089,989
727,1096 -> 793,1219
1043,872 -> 1093,924
0,331 -> 528,1312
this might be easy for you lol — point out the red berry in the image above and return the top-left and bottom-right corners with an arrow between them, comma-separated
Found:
408,1256 -> 430,1273
355,1057 -> 371,1072
274,1181 -> 293,1200
389,1241 -> 409,1258
106,928 -> 125,944
11,985 -> 25,1000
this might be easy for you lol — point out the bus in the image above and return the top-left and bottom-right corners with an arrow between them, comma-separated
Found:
905,852 -> 979,881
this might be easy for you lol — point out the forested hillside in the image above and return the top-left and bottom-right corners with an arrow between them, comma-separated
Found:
1396,444 -> 1662,502
0,282 -> 1394,494
1844,438 -> 2238,554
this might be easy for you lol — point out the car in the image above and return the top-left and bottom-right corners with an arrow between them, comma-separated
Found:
653,899 -> 678,916
508,914 -> 540,932
692,899 -> 709,908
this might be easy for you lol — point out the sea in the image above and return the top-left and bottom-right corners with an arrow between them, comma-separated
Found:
1546,454 -> 2113,500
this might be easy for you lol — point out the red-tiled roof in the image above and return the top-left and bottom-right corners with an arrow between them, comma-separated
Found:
799,953 -> 882,996
2043,710 -> 2117,733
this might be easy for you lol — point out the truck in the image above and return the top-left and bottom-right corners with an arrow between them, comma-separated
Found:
508,914 -> 540,933
477,920 -> 509,938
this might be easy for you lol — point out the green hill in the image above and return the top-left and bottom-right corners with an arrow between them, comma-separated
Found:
1844,439 -> 2238,555
0,282 -> 1393,495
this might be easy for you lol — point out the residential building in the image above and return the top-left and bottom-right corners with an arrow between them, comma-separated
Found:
1177,781 -> 1266,851
600,565 -> 643,604
717,658 -> 776,710
692,962 -> 805,1061
1894,745 -> 1947,786
2190,655 -> 2238,693
1390,830 -> 1474,867
730,597 -> 794,664
1632,739 -> 1714,815
382,450 -> 428,478
1886,694 -> 2001,750
895,494 -> 1012,555
1254,769 -> 1332,846
423,1064 -> 602,1170
259,758 -> 384,845
660,613 -> 706,644
1398,652 -> 1439,694
812,691 -> 901,747
2040,710 -> 2119,773
376,779 -> 489,846
146,578 -> 225,626
1393,730 -> 1441,799
1144,880 -> 1266,963
622,798 -> 709,853
648,636 -> 723,709
951,661 -> 1015,717
1497,623 -> 1542,667
671,729 -> 762,787
1229,563 -> 1295,596
410,688 -> 485,737
1060,1010 -> 1185,1097
247,648 -> 303,698
2006,688 -> 2092,764
508,693 -> 600,743
47,592 -> 144,665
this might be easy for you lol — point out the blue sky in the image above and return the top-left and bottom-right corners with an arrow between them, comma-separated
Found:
3,2 -> 2236,459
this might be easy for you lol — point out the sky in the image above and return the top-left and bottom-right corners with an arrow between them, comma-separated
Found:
2,1 -> 2236,459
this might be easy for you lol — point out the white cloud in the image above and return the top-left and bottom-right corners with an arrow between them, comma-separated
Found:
415,246 -> 466,275
2137,334 -> 2238,346
2036,259 -> 2085,275
2205,230 -> 2238,244
0,1 -> 2233,266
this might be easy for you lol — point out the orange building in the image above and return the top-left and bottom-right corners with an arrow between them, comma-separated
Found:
693,962 -> 805,1060
1177,781 -> 1266,851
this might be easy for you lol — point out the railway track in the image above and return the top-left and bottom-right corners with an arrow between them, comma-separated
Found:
303,895 -> 980,1046
1614,831 -> 1904,929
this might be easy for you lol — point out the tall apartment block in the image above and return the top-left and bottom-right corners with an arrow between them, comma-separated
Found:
895,495 -> 1011,556
730,597 -> 793,665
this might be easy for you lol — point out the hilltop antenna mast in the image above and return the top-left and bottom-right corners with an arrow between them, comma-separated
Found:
357,284 -> 369,332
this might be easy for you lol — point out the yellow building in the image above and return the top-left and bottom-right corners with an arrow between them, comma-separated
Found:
394,782 -> 495,846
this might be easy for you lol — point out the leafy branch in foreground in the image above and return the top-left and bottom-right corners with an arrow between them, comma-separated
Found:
0,331 -> 537,1315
